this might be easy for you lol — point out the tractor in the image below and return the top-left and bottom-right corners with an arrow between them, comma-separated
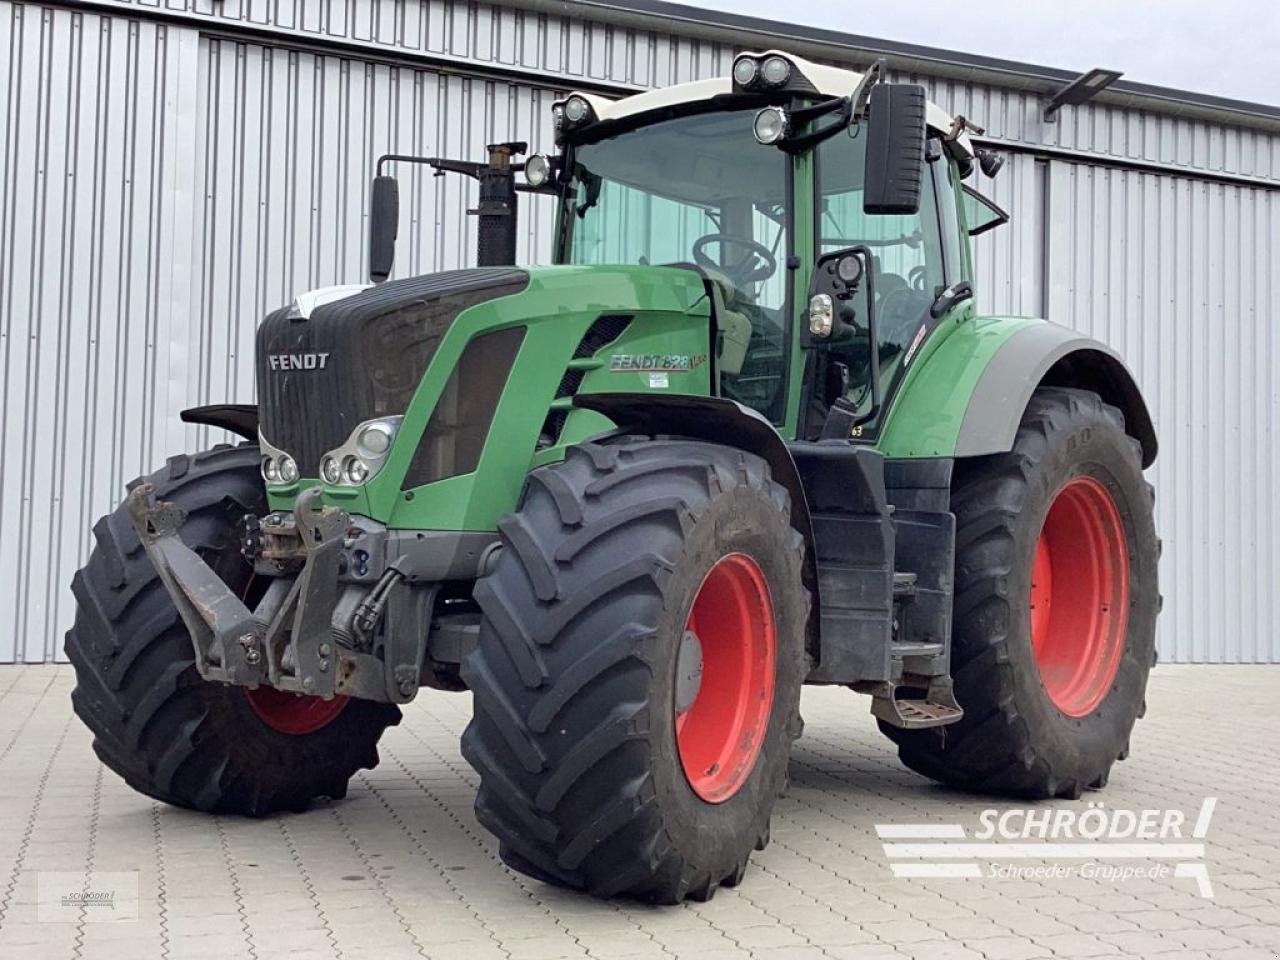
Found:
66,51 -> 1159,904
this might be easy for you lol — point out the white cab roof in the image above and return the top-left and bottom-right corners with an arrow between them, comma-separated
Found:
569,50 -> 975,159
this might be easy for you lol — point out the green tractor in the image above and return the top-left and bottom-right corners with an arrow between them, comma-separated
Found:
66,51 -> 1159,903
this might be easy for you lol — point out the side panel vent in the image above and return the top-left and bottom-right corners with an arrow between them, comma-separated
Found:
537,314 -> 632,449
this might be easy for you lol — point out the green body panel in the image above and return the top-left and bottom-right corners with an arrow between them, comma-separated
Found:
873,307 -> 1040,459
267,265 -> 712,531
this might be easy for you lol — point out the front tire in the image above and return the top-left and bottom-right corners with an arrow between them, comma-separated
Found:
65,444 -> 400,815
884,388 -> 1159,798
461,438 -> 808,902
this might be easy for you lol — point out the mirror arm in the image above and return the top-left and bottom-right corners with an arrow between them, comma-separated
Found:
376,153 -> 485,179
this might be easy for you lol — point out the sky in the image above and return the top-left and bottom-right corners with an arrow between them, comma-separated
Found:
691,0 -> 1280,107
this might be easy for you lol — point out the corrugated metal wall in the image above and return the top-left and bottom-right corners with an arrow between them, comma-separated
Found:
2,0 -> 1278,662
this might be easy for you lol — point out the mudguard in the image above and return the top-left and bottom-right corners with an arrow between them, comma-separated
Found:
955,323 -> 1158,467
181,403 -> 259,442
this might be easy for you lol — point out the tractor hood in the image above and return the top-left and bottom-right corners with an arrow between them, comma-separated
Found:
257,268 -> 529,477
257,264 -> 714,527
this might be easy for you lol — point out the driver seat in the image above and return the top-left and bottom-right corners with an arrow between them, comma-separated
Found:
702,268 -> 754,376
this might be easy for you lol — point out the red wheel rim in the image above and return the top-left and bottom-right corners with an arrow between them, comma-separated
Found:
1029,476 -> 1130,717
245,686 -> 349,735
675,553 -> 776,803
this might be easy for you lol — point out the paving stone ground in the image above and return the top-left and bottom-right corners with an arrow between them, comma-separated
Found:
0,663 -> 1276,960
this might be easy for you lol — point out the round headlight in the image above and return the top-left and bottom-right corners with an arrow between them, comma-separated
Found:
732,56 -> 759,87
262,456 -> 280,483
343,456 -> 370,485
277,455 -> 299,484
809,293 -> 835,338
321,456 -> 341,485
752,106 -> 790,145
563,96 -> 590,124
523,154 -> 552,188
356,423 -> 394,458
761,56 -> 791,86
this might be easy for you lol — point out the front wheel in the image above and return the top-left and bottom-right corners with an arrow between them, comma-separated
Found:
883,388 -> 1159,798
65,444 -> 400,815
461,438 -> 808,902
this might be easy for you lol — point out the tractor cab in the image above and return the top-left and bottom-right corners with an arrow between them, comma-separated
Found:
545,51 -> 984,442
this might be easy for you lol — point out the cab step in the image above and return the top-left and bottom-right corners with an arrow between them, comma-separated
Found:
869,676 -> 964,730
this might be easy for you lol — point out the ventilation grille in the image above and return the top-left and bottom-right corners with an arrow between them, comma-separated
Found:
537,314 -> 633,449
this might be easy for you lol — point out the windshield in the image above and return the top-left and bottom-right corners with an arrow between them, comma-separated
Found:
560,109 -> 791,423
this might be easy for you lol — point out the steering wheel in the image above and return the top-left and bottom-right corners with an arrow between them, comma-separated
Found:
692,234 -> 777,286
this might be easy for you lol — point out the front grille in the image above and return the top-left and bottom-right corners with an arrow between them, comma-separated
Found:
256,269 -> 527,475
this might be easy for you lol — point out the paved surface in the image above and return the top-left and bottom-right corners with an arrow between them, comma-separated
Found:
0,664 -> 1276,960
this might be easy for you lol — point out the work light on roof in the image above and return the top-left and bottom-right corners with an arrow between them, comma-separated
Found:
733,56 -> 760,87
760,56 -> 791,86
563,96 -> 591,124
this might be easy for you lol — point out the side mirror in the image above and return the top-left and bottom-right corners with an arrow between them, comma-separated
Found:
862,83 -> 927,215
369,175 -> 399,283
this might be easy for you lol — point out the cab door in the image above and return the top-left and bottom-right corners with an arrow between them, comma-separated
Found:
803,134 -> 965,442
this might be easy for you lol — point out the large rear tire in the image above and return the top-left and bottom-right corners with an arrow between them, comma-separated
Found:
461,438 -> 808,902
883,388 -> 1159,798
65,444 -> 400,815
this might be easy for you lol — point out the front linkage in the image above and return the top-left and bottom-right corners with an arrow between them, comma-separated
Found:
126,484 -> 457,705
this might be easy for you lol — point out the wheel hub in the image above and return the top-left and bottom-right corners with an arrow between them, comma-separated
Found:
674,553 -> 776,803
245,685 -> 349,735
674,630 -> 704,715
1029,475 -> 1130,717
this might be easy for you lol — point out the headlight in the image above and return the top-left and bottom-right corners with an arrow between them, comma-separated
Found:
321,456 -> 341,485
343,456 -> 370,485
753,106 -> 790,145
258,432 -> 298,486
320,416 -> 402,486
356,422 -> 394,458
760,56 -> 791,86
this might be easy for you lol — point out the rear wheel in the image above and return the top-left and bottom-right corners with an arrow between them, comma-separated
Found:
461,438 -> 808,902
65,444 -> 400,815
883,388 -> 1159,798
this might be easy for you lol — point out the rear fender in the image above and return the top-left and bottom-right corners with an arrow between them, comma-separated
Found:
955,324 -> 1158,467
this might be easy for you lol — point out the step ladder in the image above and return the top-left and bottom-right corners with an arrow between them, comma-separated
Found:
868,675 -> 963,730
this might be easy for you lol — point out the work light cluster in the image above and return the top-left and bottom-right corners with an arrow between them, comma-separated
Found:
732,54 -> 793,90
